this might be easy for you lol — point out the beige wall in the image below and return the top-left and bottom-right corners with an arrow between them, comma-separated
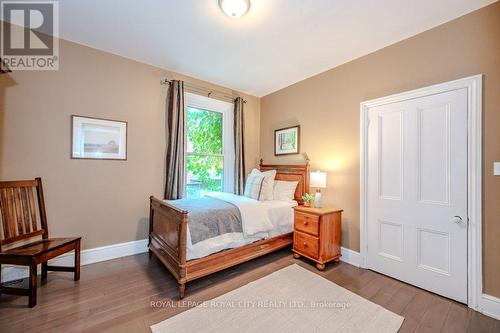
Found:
260,2 -> 500,296
0,37 -> 261,250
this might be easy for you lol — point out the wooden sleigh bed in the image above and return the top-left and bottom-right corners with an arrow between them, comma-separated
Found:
148,160 -> 310,299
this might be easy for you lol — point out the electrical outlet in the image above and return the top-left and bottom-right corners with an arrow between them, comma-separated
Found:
494,162 -> 500,176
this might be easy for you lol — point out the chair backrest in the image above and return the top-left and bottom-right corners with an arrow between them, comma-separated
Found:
0,177 -> 48,250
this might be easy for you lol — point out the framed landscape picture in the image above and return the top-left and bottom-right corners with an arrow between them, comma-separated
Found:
71,115 -> 127,160
274,125 -> 300,156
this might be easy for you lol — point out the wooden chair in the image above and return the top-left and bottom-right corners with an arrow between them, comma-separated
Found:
0,178 -> 81,307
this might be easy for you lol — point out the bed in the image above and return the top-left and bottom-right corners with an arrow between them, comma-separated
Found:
148,160 -> 310,299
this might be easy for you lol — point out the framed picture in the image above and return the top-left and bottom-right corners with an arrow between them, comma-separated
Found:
71,115 -> 127,160
274,125 -> 300,156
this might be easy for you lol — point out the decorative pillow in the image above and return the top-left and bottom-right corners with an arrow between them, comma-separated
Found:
249,168 -> 277,201
243,173 -> 265,200
273,180 -> 299,201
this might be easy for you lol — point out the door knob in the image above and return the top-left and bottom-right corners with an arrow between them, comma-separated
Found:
452,216 -> 463,224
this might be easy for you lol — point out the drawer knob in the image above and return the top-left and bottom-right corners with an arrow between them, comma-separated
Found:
303,242 -> 308,247
303,221 -> 309,226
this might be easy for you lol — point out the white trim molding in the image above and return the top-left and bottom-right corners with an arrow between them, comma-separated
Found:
359,75 -> 483,310
51,238 -> 149,266
340,247 -> 361,267
1,239 -> 148,282
479,294 -> 500,320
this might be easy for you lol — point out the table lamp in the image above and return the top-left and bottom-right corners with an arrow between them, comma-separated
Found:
310,170 -> 327,208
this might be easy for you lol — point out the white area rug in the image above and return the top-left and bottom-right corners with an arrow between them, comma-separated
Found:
151,264 -> 404,333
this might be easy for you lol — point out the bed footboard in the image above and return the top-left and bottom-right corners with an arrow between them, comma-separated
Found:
148,196 -> 187,298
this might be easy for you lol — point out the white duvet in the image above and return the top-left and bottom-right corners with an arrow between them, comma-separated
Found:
205,192 -> 275,237
186,192 -> 297,260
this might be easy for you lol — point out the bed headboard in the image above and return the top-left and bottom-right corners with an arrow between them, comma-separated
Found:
259,159 -> 310,205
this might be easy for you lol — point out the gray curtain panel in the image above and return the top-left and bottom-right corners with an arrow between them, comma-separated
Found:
164,80 -> 186,200
234,97 -> 245,195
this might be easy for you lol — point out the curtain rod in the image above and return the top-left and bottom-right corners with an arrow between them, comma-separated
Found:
160,78 -> 247,104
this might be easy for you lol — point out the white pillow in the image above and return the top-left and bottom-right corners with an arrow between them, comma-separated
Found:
249,168 -> 276,201
273,180 -> 299,201
243,173 -> 265,200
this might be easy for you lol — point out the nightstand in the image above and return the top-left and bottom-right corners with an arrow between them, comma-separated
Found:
292,206 -> 343,270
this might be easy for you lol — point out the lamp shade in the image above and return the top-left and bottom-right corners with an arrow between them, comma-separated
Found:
310,171 -> 327,188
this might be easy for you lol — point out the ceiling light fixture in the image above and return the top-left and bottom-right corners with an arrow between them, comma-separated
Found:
218,0 -> 250,19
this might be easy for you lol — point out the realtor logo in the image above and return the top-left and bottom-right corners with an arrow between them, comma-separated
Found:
1,0 -> 59,70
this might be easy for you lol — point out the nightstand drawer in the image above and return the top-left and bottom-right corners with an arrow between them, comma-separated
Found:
294,212 -> 319,236
294,231 -> 319,259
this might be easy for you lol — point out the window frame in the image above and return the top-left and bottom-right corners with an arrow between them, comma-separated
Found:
184,92 -> 235,196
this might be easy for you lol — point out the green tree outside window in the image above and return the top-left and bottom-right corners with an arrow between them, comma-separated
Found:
186,107 -> 224,198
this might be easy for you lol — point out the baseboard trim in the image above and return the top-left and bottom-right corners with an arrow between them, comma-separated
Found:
1,239 -> 148,282
340,247 -> 361,267
2,239 -> 362,281
479,293 -> 500,320
52,238 -> 148,266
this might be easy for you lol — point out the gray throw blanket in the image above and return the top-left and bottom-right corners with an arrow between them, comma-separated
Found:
168,197 -> 242,245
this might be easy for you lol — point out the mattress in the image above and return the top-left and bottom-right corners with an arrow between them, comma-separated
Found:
186,200 -> 297,260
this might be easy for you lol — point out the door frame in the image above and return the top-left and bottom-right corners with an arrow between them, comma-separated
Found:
359,74 -> 483,309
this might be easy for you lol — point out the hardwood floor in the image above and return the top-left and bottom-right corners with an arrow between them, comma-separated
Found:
0,248 -> 498,332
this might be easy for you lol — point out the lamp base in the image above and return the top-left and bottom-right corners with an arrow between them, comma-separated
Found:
314,191 -> 322,208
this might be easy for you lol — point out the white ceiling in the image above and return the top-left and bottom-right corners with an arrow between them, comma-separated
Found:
57,0 -> 495,97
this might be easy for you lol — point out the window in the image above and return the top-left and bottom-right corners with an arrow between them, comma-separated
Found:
185,92 -> 234,198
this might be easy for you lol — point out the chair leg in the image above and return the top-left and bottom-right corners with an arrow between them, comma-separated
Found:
29,262 -> 37,308
41,262 -> 48,281
74,240 -> 80,281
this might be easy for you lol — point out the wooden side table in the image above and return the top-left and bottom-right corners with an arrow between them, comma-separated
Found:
292,206 -> 343,270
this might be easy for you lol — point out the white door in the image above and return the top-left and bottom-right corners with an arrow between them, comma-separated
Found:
366,88 -> 468,303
